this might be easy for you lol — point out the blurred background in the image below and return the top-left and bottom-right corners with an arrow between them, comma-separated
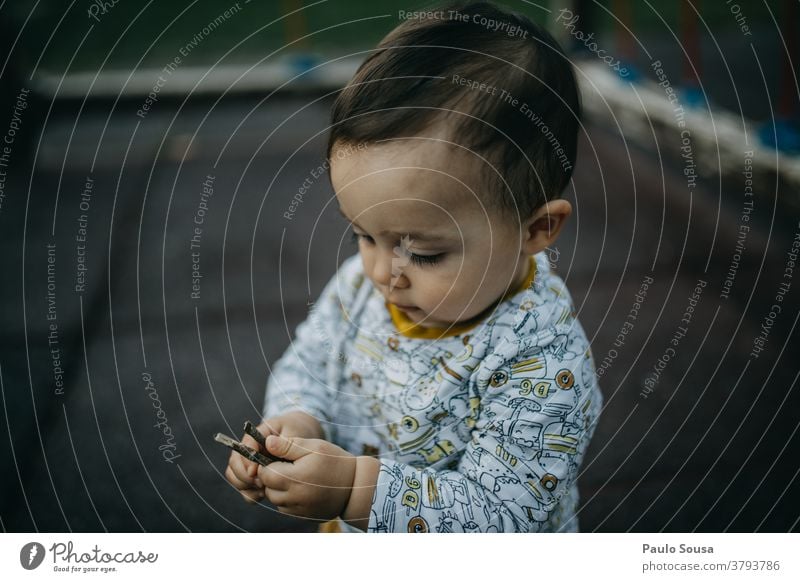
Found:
1,0 -> 798,533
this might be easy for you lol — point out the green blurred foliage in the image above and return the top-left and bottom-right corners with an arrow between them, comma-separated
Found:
6,0 -> 785,75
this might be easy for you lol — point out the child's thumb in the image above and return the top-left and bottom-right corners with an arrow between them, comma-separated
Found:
265,434 -> 308,461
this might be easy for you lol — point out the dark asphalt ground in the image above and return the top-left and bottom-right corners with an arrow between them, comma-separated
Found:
0,93 -> 798,532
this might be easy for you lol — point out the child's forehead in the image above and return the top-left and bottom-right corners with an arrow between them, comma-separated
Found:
331,137 -> 487,194
334,165 -> 484,222
330,129 -> 503,228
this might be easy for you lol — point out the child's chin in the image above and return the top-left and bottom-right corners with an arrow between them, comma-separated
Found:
406,305 -> 473,328
404,308 -> 435,324
412,311 -> 457,328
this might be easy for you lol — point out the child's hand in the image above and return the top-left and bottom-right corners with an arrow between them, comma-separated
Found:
257,434 -> 356,521
224,412 -> 324,504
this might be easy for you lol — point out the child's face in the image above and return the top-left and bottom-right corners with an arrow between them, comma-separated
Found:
330,136 -> 567,328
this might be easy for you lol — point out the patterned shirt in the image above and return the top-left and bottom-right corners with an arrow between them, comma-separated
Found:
263,251 -> 603,532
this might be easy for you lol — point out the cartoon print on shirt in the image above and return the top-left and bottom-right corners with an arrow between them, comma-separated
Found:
548,332 -> 581,362
403,373 -> 440,411
368,462 -> 404,533
264,252 -> 603,532
417,439 -> 457,465
497,397 -> 544,450
444,393 -> 480,442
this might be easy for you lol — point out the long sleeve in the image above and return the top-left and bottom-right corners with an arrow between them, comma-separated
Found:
366,324 -> 603,533
262,255 -> 363,443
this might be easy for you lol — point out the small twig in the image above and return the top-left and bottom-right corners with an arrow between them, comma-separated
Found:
243,420 -> 266,448
242,420 -> 288,463
214,433 -> 288,465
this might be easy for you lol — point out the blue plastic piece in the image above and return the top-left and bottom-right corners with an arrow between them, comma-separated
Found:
758,118 -> 800,153
679,86 -> 706,109
616,60 -> 640,82
287,53 -> 320,77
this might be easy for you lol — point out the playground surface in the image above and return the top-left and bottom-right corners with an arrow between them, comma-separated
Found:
1,91 -> 797,532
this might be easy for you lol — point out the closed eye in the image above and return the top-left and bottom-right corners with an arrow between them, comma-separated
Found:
350,231 -> 374,245
350,230 -> 444,266
408,252 -> 443,266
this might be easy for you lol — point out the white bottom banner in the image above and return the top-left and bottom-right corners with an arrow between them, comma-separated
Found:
1,533 -> 796,581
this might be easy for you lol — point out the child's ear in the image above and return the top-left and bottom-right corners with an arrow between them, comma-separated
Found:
521,199 -> 572,255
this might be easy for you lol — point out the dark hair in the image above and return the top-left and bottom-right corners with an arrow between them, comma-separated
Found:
326,1 -> 581,220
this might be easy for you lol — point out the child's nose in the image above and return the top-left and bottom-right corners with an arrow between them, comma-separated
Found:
371,246 -> 408,290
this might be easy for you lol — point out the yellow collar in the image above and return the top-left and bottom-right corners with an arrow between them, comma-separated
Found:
386,256 -> 537,340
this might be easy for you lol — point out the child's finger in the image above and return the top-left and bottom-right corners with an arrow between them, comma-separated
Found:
240,488 -> 265,505
225,465 -> 253,491
264,488 -> 289,507
257,463 -> 288,491
258,419 -> 281,437
228,451 -> 257,484
227,450 -> 252,480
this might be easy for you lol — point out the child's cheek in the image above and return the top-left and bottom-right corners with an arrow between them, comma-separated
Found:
429,278 -> 466,314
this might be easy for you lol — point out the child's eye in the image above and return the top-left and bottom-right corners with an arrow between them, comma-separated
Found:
350,231 -> 374,245
409,252 -> 443,267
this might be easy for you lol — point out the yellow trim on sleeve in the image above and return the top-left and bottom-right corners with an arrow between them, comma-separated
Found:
318,519 -> 343,533
386,255 -> 537,340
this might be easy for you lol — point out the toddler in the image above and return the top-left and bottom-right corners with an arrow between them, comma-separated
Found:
226,0 -> 603,533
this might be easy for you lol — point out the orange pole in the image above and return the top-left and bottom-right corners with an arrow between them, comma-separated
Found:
613,0 -> 635,63
680,0 -> 701,88
282,0 -> 309,50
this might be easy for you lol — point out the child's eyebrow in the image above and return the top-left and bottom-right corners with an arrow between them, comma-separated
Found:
336,205 -> 452,242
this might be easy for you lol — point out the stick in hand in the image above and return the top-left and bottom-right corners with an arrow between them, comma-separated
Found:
213,430 -> 289,466
243,420 -> 267,449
